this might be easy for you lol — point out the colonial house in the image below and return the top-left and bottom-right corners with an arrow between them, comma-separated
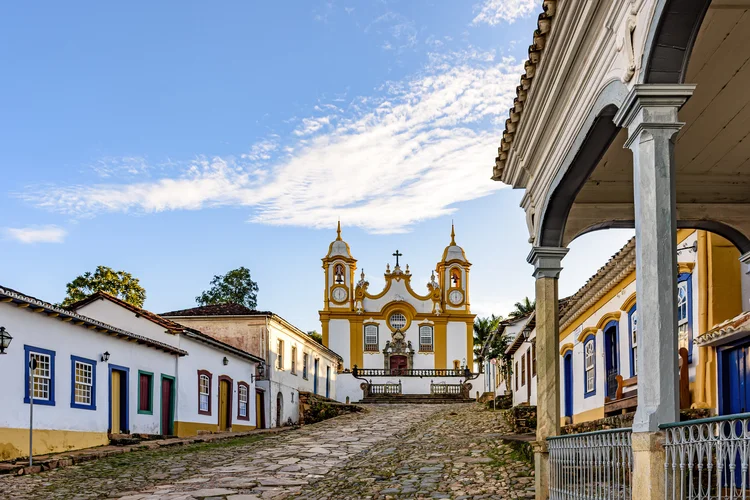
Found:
68,292 -> 264,438
161,303 -> 342,428
481,314 -> 532,401
322,223 -> 477,403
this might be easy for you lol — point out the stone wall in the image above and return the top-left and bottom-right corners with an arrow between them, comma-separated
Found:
298,391 -> 363,425
562,408 -> 712,435
485,394 -> 512,411
501,405 -> 537,434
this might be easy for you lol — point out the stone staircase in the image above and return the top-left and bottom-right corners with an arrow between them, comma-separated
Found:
360,394 -> 475,404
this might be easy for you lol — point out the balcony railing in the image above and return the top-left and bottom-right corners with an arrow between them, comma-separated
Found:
367,382 -> 402,396
662,412 -> 750,499
430,382 -> 463,395
364,343 -> 379,352
548,428 -> 633,499
355,368 -> 464,377
419,344 -> 434,352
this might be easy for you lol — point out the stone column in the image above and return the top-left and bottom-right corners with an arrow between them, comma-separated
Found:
527,246 -> 568,500
615,83 -> 694,498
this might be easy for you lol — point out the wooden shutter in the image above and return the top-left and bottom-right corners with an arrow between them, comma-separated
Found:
139,373 -> 150,411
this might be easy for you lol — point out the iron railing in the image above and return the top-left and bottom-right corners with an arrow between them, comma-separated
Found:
367,382 -> 402,396
430,382 -> 463,395
548,428 -> 633,499
355,368 -> 464,377
662,412 -> 750,499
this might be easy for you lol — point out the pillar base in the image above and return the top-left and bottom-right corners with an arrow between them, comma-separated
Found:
532,441 -> 549,500
632,431 -> 665,500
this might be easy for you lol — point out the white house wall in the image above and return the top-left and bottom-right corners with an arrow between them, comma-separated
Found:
328,319 -> 350,369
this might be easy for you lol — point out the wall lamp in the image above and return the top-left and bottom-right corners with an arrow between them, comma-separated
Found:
0,327 -> 12,354
101,351 -> 110,362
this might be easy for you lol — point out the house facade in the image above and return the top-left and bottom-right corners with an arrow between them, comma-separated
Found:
162,304 -> 342,428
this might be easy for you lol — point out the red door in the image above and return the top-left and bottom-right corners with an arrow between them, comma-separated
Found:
390,355 -> 407,375
161,377 -> 174,435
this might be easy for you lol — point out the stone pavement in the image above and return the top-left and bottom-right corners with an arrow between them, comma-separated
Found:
0,404 -> 535,499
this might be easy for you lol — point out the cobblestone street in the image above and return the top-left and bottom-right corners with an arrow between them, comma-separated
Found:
0,404 -> 535,499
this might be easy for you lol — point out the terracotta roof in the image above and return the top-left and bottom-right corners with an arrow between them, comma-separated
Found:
695,311 -> 750,347
161,303 -> 266,317
559,238 -> 636,331
0,286 -> 188,356
491,0 -> 557,181
68,292 -> 185,332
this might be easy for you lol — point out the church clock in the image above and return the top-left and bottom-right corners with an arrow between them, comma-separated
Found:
448,289 -> 464,306
331,285 -> 349,304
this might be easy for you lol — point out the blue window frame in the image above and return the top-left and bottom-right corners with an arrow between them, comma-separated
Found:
628,305 -> 638,377
677,273 -> 694,362
70,355 -> 97,410
24,345 -> 56,406
583,335 -> 596,398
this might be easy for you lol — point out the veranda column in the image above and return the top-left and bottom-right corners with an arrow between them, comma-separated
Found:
614,83 -> 695,498
527,246 -> 568,500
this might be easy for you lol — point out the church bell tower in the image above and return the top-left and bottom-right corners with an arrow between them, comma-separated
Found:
322,221 -> 357,311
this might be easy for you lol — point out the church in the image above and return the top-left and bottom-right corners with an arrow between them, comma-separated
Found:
320,223 -> 476,403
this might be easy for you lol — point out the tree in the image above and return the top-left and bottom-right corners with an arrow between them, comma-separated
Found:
510,296 -> 535,318
62,266 -> 146,308
307,330 -> 323,345
196,267 -> 259,309
473,315 -> 503,363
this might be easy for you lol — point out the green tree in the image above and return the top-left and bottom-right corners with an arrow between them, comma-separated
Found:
473,314 -> 502,363
196,267 -> 259,309
510,296 -> 535,318
62,265 -> 146,308
307,330 -> 323,345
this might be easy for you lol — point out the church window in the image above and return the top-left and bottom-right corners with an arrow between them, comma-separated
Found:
291,346 -> 297,374
389,313 -> 407,330
584,337 -> 596,397
364,324 -> 379,351
198,371 -> 211,415
419,325 -> 433,352
276,340 -> 284,370
450,270 -> 461,288
334,264 -> 345,284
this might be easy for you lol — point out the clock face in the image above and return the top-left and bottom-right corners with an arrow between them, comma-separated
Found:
449,289 -> 464,305
332,286 -> 348,303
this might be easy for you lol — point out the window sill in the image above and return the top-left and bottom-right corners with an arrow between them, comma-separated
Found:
72,403 -> 97,411
137,409 -> 153,415
24,398 -> 55,406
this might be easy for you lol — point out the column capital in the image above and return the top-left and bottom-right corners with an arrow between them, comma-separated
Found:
527,246 -> 569,279
614,83 -> 696,148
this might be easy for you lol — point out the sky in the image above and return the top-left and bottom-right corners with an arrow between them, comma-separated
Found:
0,1 -> 633,333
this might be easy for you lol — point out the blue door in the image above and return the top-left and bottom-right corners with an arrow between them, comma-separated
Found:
564,352 -> 573,419
325,366 -> 330,398
313,358 -> 319,394
604,324 -> 619,398
720,343 -> 750,415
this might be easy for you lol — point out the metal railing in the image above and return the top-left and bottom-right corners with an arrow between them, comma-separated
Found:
419,344 -> 434,352
355,368 -> 464,377
662,412 -> 750,499
548,428 -> 633,499
430,382 -> 463,395
367,382 -> 402,396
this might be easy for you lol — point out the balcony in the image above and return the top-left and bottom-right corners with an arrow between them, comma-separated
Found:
354,368 -> 465,377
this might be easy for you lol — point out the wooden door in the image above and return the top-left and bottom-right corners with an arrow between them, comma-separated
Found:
604,326 -> 619,398
218,379 -> 231,431
390,355 -> 407,376
255,390 -> 265,429
564,353 -> 573,419
160,377 -> 174,435
313,359 -> 319,394
526,349 -> 531,403
111,370 -> 121,433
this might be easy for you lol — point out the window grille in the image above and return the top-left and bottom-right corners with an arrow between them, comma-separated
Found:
585,340 -> 595,394
31,352 -> 51,401
419,325 -> 433,351
389,313 -> 407,330
199,374 -> 210,412
238,384 -> 248,418
74,361 -> 93,405
364,324 -> 379,351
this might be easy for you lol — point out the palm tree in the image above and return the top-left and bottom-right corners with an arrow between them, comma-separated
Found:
473,315 -> 502,363
510,297 -> 535,318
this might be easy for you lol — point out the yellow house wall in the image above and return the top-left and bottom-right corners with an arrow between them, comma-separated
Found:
0,428 -> 109,461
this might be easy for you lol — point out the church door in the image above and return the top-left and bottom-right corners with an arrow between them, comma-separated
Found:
390,355 -> 407,375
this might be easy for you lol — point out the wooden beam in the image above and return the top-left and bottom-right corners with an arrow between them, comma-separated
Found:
86,325 -> 97,330
0,297 -> 13,303
73,320 -> 85,326
32,307 -> 45,313
60,317 -> 73,322
47,312 -> 60,318
17,303 -> 30,309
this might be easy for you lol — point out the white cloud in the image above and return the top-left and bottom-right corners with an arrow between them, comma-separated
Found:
5,225 -> 67,244
21,56 -> 522,234
472,0 -> 538,25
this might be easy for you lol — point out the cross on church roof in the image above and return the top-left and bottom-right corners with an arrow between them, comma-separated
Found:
392,249 -> 403,267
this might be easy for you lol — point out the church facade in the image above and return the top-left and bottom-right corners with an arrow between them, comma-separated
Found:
320,223 -> 476,402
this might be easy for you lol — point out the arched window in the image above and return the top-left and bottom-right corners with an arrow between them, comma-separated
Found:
419,325 -> 433,351
198,370 -> 212,415
584,337 -> 596,398
677,274 -> 693,361
629,305 -> 638,377
237,382 -> 249,420
364,324 -> 379,351
334,264 -> 345,284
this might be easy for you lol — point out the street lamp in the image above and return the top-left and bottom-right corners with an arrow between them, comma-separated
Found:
521,328 -> 532,342
100,351 -> 110,362
0,327 -> 12,354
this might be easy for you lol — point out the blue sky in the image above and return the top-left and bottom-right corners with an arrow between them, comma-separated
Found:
0,1 -> 633,332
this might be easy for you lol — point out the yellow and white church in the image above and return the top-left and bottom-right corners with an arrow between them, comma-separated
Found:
320,223 -> 477,402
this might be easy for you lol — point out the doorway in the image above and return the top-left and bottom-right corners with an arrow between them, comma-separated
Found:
390,355 -> 407,376
109,365 -> 129,434
526,348 -> 532,403
604,323 -> 619,399
276,392 -> 283,427
218,376 -> 232,431
256,389 -> 266,429
719,342 -> 750,415
160,375 -> 175,435
563,352 -> 573,420
325,366 -> 331,398
313,358 -> 320,394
